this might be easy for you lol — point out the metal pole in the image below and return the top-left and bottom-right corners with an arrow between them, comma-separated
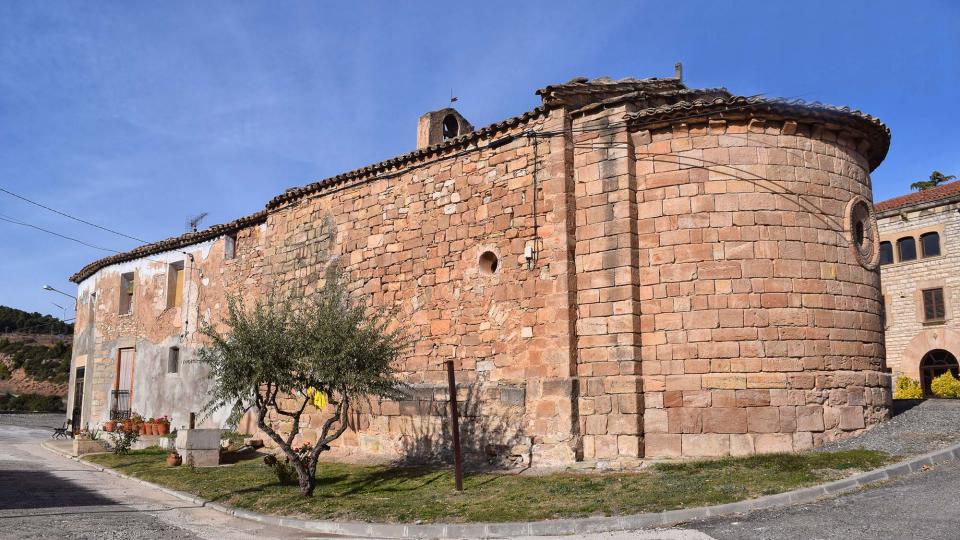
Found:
189,412 -> 196,430
445,360 -> 463,491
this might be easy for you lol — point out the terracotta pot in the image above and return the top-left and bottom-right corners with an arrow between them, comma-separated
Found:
138,424 -> 146,436
166,453 -> 182,467
157,423 -> 169,435
123,420 -> 133,432
103,421 -> 115,432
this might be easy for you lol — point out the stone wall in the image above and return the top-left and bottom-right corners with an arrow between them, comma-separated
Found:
67,79 -> 892,465
878,200 -> 960,381
625,117 -> 890,457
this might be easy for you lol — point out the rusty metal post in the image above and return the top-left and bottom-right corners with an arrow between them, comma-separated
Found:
445,360 -> 463,491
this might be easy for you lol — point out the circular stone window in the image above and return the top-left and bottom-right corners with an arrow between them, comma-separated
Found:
847,197 -> 879,269
479,251 -> 499,275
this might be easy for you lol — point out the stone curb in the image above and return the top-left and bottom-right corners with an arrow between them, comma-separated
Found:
41,441 -> 960,538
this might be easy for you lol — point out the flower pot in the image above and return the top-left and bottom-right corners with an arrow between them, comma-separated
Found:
103,421 -> 115,432
166,453 -> 182,467
122,420 -> 133,432
157,423 -> 169,435
138,424 -> 146,436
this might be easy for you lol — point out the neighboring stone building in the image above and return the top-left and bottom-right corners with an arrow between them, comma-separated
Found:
877,180 -> 960,394
65,74 -> 893,465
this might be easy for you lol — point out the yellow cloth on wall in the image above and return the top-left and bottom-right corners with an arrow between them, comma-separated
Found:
307,387 -> 328,409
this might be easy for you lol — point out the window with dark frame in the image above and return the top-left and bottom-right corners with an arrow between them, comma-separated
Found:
922,288 -> 946,322
921,232 -> 941,258
168,347 -> 180,374
119,272 -> 134,315
879,241 -> 894,265
898,236 -> 917,262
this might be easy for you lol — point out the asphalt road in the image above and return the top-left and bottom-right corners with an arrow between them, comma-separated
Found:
688,459 -> 960,540
0,418 -> 311,540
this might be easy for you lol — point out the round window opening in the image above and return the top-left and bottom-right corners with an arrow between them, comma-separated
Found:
848,199 -> 878,268
479,251 -> 499,275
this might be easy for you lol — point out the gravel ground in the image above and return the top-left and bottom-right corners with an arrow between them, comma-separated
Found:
818,399 -> 960,457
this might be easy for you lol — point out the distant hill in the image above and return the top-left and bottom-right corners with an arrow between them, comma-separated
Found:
0,305 -> 73,335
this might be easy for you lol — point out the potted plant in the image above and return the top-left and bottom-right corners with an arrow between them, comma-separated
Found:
103,420 -> 116,432
166,451 -> 182,466
165,430 -> 181,466
132,413 -> 146,435
156,416 -> 170,435
146,418 -> 156,436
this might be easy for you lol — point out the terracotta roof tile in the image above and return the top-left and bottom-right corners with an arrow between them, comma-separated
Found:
622,95 -> 890,171
875,180 -> 960,213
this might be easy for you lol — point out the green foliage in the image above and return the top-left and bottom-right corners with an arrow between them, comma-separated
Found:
910,170 -> 956,192
263,453 -> 301,485
196,266 -> 411,496
0,393 -> 64,412
110,425 -> 141,454
0,338 -> 71,383
894,376 -> 924,399
87,448 -> 890,523
0,361 -> 9,380
930,371 -> 960,398
0,305 -> 73,334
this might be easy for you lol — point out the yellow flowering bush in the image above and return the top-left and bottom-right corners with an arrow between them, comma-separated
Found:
893,376 -> 923,399
930,371 -> 960,398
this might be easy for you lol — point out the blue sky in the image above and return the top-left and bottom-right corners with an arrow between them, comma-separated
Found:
1,1 -> 958,319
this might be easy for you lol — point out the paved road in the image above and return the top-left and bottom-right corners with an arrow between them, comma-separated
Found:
0,420 -> 313,539
688,458 -> 960,540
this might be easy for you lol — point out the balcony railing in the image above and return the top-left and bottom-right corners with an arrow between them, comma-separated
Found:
109,390 -> 131,421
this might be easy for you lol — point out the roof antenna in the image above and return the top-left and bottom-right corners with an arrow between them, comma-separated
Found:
674,62 -> 683,81
186,212 -> 208,233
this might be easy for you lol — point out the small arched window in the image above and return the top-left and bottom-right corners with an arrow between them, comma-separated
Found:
879,241 -> 894,265
898,236 -> 917,262
921,232 -> 941,258
442,114 -> 459,140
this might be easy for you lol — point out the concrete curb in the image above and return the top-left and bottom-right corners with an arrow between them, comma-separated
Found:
41,441 -> 960,538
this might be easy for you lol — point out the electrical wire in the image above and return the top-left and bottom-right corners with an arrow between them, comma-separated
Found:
0,186 -> 148,244
0,213 -> 206,273
0,214 -> 121,253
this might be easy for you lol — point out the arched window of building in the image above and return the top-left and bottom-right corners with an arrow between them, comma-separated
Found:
879,241 -> 894,265
920,349 -> 960,396
921,232 -> 941,258
442,114 -> 459,140
898,236 -> 917,262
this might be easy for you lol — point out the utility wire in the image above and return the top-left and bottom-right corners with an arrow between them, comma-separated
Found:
0,214 -> 121,253
0,213 -> 204,273
0,186 -> 149,244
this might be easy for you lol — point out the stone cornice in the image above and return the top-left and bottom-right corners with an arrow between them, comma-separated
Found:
622,96 -> 890,171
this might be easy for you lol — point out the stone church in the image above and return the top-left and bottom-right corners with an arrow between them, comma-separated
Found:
65,72 -> 892,465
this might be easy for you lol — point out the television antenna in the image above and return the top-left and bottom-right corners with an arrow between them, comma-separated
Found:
186,212 -> 208,232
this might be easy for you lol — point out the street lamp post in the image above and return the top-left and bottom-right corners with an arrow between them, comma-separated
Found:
42,284 -> 77,300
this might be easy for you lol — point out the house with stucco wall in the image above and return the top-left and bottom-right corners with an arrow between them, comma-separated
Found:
65,73 -> 893,466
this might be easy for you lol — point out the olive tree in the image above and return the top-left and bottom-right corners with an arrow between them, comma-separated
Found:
197,268 -> 409,496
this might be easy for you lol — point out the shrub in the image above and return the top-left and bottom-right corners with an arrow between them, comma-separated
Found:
930,371 -> 960,398
893,376 -> 924,399
110,425 -> 140,454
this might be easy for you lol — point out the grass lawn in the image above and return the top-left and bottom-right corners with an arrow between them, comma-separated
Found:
86,448 -> 890,523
